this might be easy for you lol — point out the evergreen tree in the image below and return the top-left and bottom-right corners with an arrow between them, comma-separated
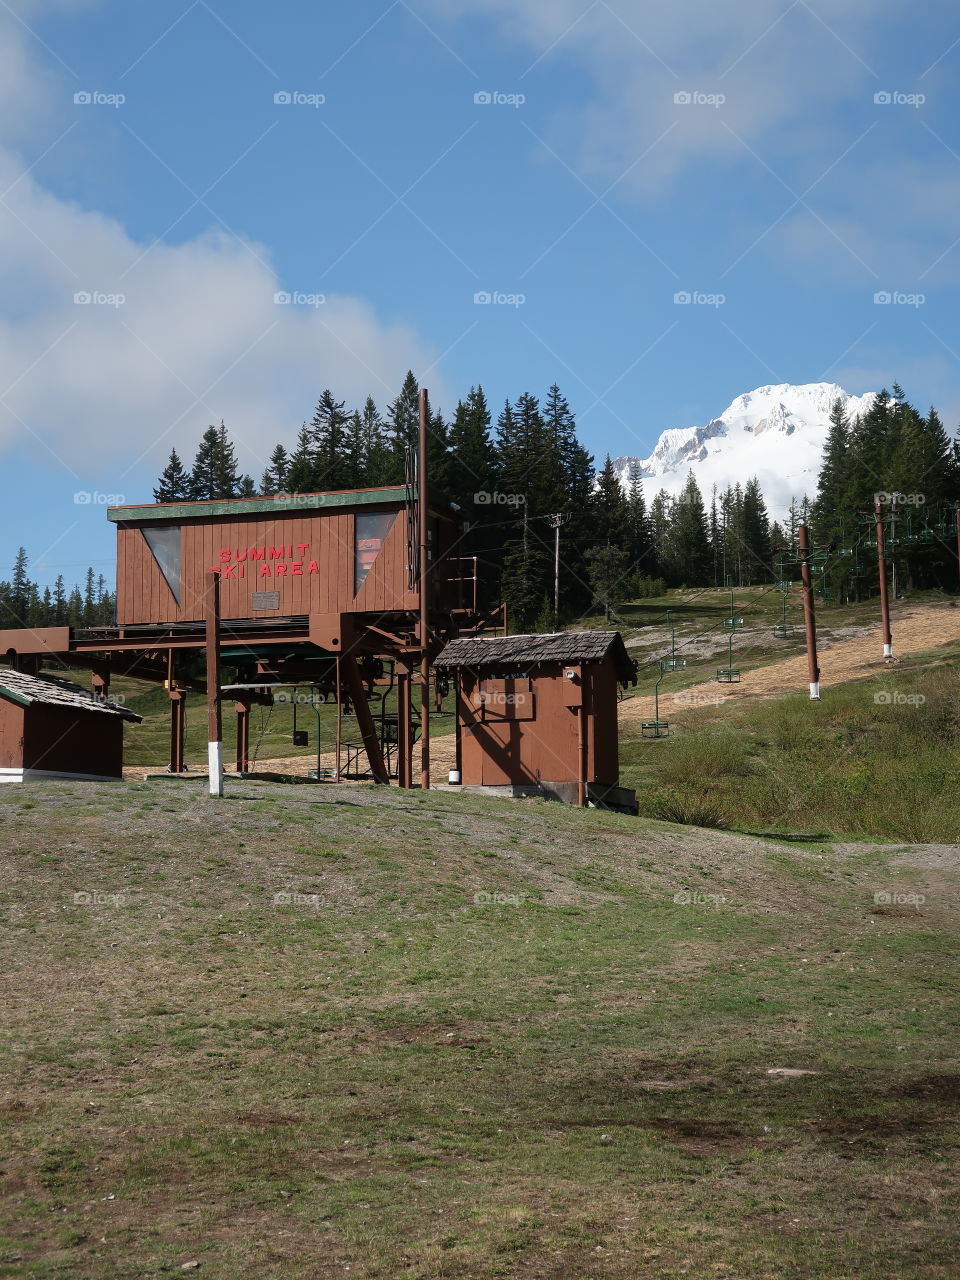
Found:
82,567 -> 96,625
626,462 -> 652,574
343,411 -> 369,490
447,387 -> 495,509
593,456 -> 630,549
742,476 -> 772,580
583,544 -> 630,623
153,448 -> 191,502
213,421 -> 240,498
285,424 -> 316,493
10,547 -> 31,625
53,574 -> 67,625
649,491 -> 672,577
189,424 -> 240,500
309,389 -> 351,491
664,472 -> 711,585
359,396 -> 394,487
812,397 -> 852,546
387,370 -> 420,473
260,444 -> 290,495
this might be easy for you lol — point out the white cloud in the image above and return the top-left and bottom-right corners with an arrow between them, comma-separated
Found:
0,4 -> 444,479
424,0 -> 899,193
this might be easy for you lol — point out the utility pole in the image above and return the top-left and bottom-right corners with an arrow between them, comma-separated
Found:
205,570 -> 223,796
547,512 -> 570,629
890,502 -> 899,600
874,499 -> 894,660
418,387 -> 431,792
798,524 -> 821,700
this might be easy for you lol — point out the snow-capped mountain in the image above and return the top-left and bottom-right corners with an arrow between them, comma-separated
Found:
612,382 -> 876,517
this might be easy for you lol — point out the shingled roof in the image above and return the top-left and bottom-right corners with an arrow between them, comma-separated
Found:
0,669 -> 142,721
434,631 -> 636,682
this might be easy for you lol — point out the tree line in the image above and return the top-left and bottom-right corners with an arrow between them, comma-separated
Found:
0,549 -> 115,631
811,385 -> 960,598
7,375 -> 955,636
150,373 -> 960,627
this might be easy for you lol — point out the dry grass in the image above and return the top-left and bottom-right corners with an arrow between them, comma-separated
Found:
0,779 -> 957,1277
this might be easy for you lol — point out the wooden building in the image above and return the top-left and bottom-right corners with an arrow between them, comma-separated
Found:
0,482 -> 494,785
108,486 -> 463,629
434,631 -> 637,810
0,669 -> 141,783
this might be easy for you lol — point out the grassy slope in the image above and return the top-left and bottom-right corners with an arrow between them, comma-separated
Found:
621,646 -> 960,842
100,678 -> 455,771
0,780 -> 957,1278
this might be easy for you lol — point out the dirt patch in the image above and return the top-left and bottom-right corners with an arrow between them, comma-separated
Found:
645,1117 -> 753,1155
621,603 -> 960,724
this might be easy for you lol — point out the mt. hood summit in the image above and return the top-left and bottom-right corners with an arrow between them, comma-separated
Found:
612,382 -> 877,516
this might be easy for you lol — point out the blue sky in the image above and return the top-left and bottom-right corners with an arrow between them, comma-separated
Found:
0,0 -> 957,587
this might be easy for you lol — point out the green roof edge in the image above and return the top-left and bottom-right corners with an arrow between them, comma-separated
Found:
0,685 -> 33,707
107,486 -> 411,524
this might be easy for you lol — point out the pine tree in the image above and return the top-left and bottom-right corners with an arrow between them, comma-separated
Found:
67,586 -> 83,627
447,387 -> 495,508
812,398 -> 851,546
53,574 -> 67,624
82,567 -> 96,625
387,370 -> 420,473
664,473 -> 711,586
213,422 -> 240,498
260,444 -> 290,495
359,397 -> 394,487
10,548 -> 31,625
344,412 -> 369,490
546,385 -> 594,615
189,426 -> 223,500
742,477 -> 772,581
310,389 -> 351,491
593,456 -> 630,549
626,462 -> 652,573
286,424 -> 316,493
583,544 -> 630,623
153,448 -> 191,502
648,491 -> 672,578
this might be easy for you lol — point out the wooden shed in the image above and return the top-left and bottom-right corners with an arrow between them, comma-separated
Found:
434,631 -> 637,811
0,669 -> 141,783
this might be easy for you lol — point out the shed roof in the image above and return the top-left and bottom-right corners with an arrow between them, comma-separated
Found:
434,631 -> 636,682
0,669 -> 142,721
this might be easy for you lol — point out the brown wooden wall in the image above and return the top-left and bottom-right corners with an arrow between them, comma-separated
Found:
0,700 -> 25,770
456,659 -> 621,787
0,700 -> 124,778
115,504 -> 420,625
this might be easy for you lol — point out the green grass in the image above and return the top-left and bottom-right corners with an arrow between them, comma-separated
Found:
41,671 -> 456,770
0,779 -> 957,1277
621,651 -> 960,842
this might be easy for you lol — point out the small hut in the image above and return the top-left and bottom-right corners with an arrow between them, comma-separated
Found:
433,631 -> 637,811
0,669 -> 141,783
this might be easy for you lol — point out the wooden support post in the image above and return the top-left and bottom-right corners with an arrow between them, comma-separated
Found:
205,571 -> 224,796
235,699 -> 250,774
452,672 -> 463,784
874,500 -> 894,660
169,691 -> 185,774
798,524 -> 821,699
397,664 -> 414,789
335,655 -> 342,781
418,387 -> 431,792
342,655 -> 389,784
